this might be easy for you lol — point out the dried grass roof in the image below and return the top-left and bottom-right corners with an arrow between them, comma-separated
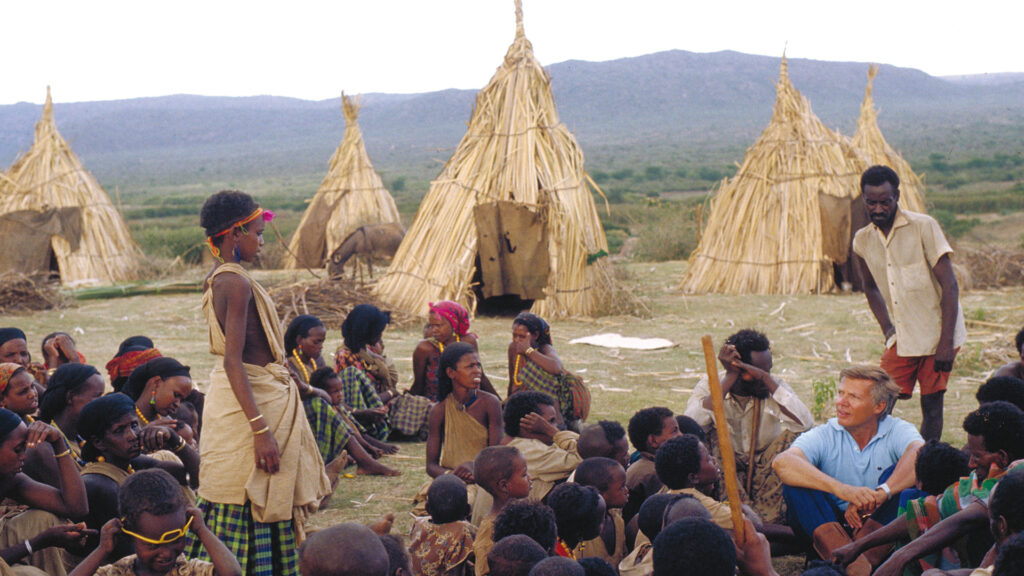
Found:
374,0 -> 612,318
0,88 -> 140,286
850,65 -> 927,213
285,93 -> 400,269
681,57 -> 863,294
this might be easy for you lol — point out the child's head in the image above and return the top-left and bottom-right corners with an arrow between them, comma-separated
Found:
574,457 -> 628,509
914,440 -> 970,495
493,500 -> 558,554
425,474 -> 471,524
978,376 -> 1024,411
309,367 -> 343,406
488,534 -> 548,576
654,434 -> 718,491
578,558 -> 616,576
989,469 -> 1024,544
995,532 -> 1024,576
378,534 -> 411,576
577,421 -> 629,468
503,391 -> 559,438
628,407 -> 679,454
963,401 -> 1024,478
174,401 -> 200,447
662,493 -> 711,528
474,445 -> 531,500
674,415 -> 706,443
636,494 -> 680,541
300,523 -> 389,576
117,469 -> 188,572
653,518 -> 735,576
546,482 -> 605,548
527,557 -> 585,576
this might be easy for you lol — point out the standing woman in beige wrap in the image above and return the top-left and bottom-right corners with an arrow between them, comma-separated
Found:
188,190 -> 329,576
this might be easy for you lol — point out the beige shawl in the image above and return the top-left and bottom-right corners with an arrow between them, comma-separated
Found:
198,264 -> 330,525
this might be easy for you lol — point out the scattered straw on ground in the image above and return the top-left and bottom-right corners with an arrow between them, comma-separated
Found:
0,273 -> 66,313
270,277 -> 420,330
959,247 -> 1024,289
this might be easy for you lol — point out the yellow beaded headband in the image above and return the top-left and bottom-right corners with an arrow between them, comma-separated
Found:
205,207 -> 275,262
120,515 -> 193,545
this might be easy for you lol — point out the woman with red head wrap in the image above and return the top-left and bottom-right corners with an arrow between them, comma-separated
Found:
410,301 -> 498,402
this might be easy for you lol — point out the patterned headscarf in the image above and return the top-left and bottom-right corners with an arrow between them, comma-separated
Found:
106,348 -> 162,385
0,363 -> 25,394
428,301 -> 471,337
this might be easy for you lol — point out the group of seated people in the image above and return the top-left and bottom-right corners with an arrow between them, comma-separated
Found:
3,310 -> 1024,576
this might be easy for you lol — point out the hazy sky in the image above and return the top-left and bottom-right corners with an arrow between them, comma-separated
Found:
2,0 -> 1020,105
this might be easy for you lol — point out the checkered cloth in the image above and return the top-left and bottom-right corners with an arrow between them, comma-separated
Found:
187,498 -> 298,576
338,366 -> 390,440
388,393 -> 432,438
514,359 -> 579,424
302,396 -> 351,463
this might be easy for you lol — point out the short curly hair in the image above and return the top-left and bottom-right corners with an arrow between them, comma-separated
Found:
546,483 -> 604,547
492,500 -> 558,554
503,390 -> 556,437
627,407 -> 673,453
675,415 -> 706,442
578,558 -> 616,576
995,532 -> 1024,576
118,468 -> 185,530
474,445 -> 522,495
425,474 -> 470,524
963,401 -> 1024,460
574,457 -> 621,494
977,376 -> 1024,411
487,534 -> 547,576
200,190 -> 258,243
725,329 -> 770,364
653,517 -> 735,576
309,366 -> 338,392
654,434 -> 703,490
578,421 -> 626,460
914,440 -> 970,495
378,534 -> 410,576
637,493 -> 682,541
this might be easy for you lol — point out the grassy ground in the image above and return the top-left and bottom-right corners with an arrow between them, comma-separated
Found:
9,261 -> 1024,573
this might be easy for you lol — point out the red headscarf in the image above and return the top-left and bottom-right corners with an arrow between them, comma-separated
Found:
0,363 -> 23,394
106,348 -> 163,384
428,301 -> 471,337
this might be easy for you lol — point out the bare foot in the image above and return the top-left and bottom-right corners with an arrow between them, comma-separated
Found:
326,450 -> 352,481
379,442 -> 400,455
357,459 -> 402,477
368,513 -> 395,535
368,445 -> 384,459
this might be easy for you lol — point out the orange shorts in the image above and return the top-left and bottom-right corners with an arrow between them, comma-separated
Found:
880,344 -> 958,399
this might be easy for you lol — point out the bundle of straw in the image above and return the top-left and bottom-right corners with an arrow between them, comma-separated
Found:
285,93 -> 401,270
0,88 -> 141,286
681,57 -> 862,295
374,0 -> 612,318
850,65 -> 927,213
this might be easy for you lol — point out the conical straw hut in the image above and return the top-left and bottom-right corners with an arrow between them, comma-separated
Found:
681,57 -> 863,294
374,0 -> 612,318
850,64 -> 927,213
0,88 -> 140,286
285,93 -> 401,270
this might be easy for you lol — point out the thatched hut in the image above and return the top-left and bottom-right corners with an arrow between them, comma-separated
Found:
0,88 -> 140,286
374,0 -> 612,318
284,93 -> 401,270
681,57 -> 863,294
850,64 -> 927,213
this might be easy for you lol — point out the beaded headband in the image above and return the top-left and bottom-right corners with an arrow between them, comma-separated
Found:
205,207 -> 275,262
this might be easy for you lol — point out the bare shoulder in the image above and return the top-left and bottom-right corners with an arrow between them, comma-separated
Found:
479,391 -> 502,410
463,334 -> 480,348
414,339 -> 436,355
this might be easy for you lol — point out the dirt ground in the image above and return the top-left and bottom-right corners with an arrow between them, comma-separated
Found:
9,260 -> 1023,574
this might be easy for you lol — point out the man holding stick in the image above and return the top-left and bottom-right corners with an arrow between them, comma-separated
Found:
773,365 -> 924,575
685,329 -> 813,524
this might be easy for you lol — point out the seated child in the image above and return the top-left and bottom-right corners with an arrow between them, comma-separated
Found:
977,376 -> 1024,410
300,523 -> 389,576
493,501 -> 558,555
487,535 -> 548,576
69,468 -> 242,576
409,474 -> 476,576
473,446 -> 532,576
547,483 -> 605,559
378,534 -> 411,576
505,391 -> 581,502
573,457 -> 628,566
661,493 -> 712,527
624,408 -> 680,523
654,435 -> 737,532
652,518 -> 736,576
577,421 -> 629,468
527,557 -> 585,576
619,494 -> 682,576
995,533 -> 1024,576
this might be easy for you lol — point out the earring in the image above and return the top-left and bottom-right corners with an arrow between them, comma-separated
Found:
150,390 -> 157,406
233,245 -> 242,263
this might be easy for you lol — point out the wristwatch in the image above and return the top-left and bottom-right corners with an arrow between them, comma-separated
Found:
877,482 -> 892,499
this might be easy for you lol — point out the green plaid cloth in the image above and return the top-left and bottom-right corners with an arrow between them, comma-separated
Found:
515,359 -> 576,424
187,498 -> 298,576
388,393 -> 432,438
339,366 -> 390,440
303,395 -> 351,463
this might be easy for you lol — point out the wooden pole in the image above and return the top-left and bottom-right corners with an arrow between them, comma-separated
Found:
701,334 -> 747,544
746,398 -> 763,496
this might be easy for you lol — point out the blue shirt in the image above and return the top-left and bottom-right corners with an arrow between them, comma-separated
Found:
792,416 -> 922,510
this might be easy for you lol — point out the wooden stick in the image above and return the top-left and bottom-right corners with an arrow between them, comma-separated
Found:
746,398 -> 763,496
701,334 -> 746,544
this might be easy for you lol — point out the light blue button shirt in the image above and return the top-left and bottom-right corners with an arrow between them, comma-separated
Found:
792,416 -> 922,510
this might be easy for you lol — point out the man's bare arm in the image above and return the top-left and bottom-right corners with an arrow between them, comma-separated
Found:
932,254 -> 959,372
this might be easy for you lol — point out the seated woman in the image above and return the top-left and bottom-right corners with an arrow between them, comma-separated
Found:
0,328 -> 47,392
506,312 -> 580,426
78,394 -> 198,561
105,336 -> 161,394
412,301 -> 499,403
37,364 -> 107,471
0,407 -> 91,575
0,363 -> 60,489
40,332 -> 86,374
424,342 -> 503,523
285,315 -> 397,461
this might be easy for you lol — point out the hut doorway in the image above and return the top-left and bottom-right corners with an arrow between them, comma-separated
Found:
473,201 -> 549,315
